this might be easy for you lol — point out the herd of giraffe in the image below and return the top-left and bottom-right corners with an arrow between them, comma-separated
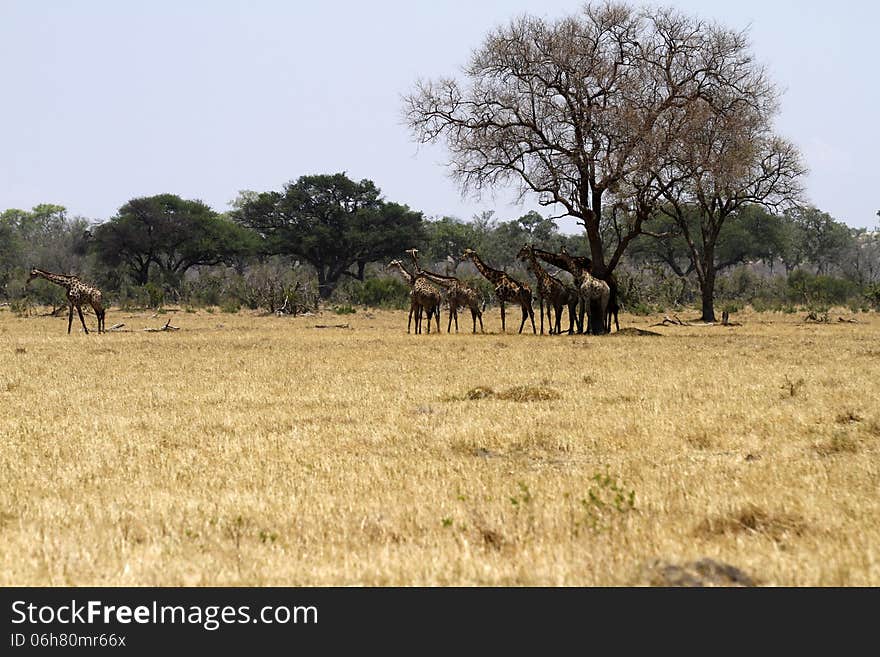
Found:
27,244 -> 619,337
389,246 -> 619,336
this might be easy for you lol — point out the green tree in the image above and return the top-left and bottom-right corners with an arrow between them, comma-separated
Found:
421,216 -> 482,270
0,204 -> 94,300
788,206 -> 854,276
91,194 -> 258,287
234,173 -> 425,299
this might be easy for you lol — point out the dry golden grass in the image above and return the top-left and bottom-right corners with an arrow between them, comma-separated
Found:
1,304 -> 878,586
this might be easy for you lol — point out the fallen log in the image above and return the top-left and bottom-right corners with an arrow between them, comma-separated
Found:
650,314 -> 691,327
144,319 -> 180,332
314,323 -> 350,329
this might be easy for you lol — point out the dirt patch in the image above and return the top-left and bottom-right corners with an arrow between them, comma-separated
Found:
695,504 -> 806,542
611,327 -> 663,337
447,385 -> 560,402
464,386 -> 494,400
495,385 -> 560,402
639,558 -> 756,587
814,433 -> 860,456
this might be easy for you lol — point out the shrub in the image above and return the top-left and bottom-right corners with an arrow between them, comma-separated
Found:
348,277 -> 410,309
865,283 -> 880,310
786,270 -> 859,307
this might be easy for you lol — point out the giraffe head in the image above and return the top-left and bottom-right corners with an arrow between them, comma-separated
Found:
460,248 -> 477,262
386,259 -> 414,279
515,244 -> 533,262
405,248 -> 422,271
559,247 -> 592,272
26,267 -> 40,284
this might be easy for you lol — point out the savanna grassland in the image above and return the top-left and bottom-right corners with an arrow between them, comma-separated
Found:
1,305 -> 878,586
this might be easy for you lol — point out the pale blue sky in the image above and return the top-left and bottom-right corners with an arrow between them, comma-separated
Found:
2,1 -> 878,232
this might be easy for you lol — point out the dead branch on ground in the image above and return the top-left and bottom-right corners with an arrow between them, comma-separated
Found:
650,314 -> 692,327
144,319 -> 180,332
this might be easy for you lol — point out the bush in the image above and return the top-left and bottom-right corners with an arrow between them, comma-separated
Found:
786,270 -> 860,307
865,283 -> 880,310
144,282 -> 165,309
348,277 -> 410,309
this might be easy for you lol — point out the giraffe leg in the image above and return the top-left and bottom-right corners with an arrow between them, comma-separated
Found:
67,304 -> 74,334
434,306 -> 441,333
76,305 -> 89,334
447,305 -> 453,333
477,310 -> 484,333
453,308 -> 459,333
539,298 -> 544,335
528,303 -> 536,334
407,307 -> 413,333
518,302 -> 531,334
499,301 -> 505,333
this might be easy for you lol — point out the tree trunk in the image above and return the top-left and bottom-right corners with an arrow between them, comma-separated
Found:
317,269 -> 334,299
587,191 -> 607,277
700,246 -> 717,322
132,260 -> 150,286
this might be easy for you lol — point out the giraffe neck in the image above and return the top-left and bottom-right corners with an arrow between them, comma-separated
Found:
32,269 -> 75,289
469,254 -> 505,286
390,262 -> 414,286
406,251 -> 421,271
533,249 -> 585,283
526,251 -> 554,288
418,269 -> 458,289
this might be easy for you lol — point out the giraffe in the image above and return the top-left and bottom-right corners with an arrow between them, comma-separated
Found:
531,248 -> 610,335
405,249 -> 484,333
516,244 -> 579,335
460,248 -> 535,334
27,268 -> 106,334
552,273 -> 582,335
385,259 -> 442,334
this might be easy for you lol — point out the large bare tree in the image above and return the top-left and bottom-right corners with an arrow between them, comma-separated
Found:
404,2 -> 778,286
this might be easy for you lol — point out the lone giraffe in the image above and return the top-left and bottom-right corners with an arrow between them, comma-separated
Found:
27,268 -> 106,334
531,247 -> 610,335
516,244 -> 578,335
406,249 -> 484,333
460,248 -> 535,334
386,259 -> 442,334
